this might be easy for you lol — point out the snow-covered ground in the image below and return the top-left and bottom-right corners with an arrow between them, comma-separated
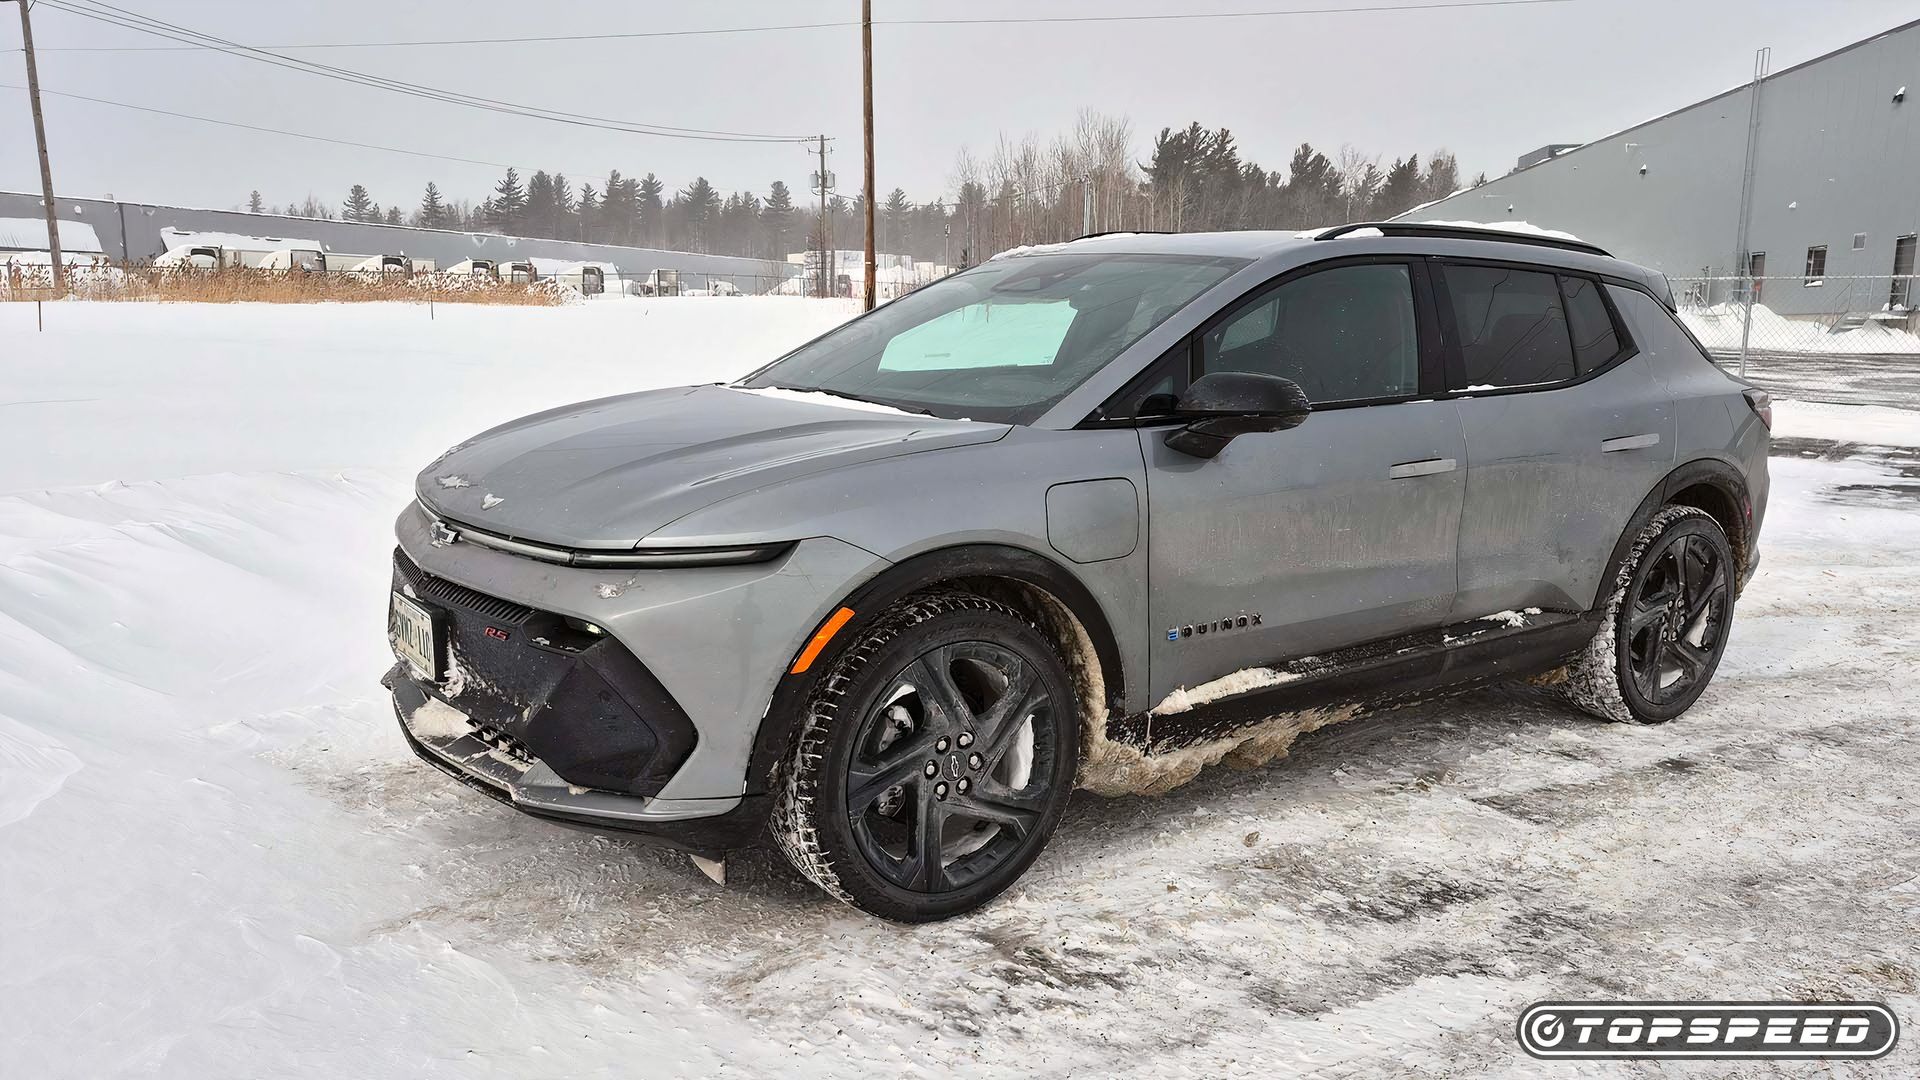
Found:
4,299 -> 1919,1077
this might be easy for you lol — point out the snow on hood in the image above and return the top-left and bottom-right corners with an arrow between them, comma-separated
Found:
729,386 -> 931,418
416,384 -> 1006,549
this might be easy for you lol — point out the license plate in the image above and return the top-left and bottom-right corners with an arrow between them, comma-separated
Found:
389,592 -> 441,680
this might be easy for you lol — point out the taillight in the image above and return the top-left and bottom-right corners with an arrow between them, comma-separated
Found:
1742,388 -> 1772,430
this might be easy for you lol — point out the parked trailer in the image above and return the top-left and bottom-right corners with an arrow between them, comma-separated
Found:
346,254 -> 413,275
499,260 -> 538,284
537,260 -> 619,297
446,258 -> 498,280
153,244 -> 231,269
632,268 -> 681,296
257,248 -> 326,273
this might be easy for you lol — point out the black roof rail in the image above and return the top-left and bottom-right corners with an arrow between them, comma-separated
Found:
1314,222 -> 1612,258
1072,230 -> 1175,241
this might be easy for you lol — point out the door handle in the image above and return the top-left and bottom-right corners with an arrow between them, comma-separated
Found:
1388,457 -> 1457,479
1601,433 -> 1661,453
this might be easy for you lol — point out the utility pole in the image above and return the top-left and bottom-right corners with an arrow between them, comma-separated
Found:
1082,173 -> 1093,236
814,134 -> 829,299
16,0 -> 64,291
1732,46 -> 1770,378
860,0 -> 876,311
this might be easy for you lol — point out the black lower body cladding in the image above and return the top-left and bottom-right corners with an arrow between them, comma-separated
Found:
387,548 -> 696,797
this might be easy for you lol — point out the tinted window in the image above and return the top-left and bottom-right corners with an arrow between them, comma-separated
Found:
1200,264 -> 1419,403
1443,265 -> 1574,388
742,253 -> 1242,424
1560,275 -> 1621,374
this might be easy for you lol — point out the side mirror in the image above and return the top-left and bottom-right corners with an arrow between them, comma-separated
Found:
1165,371 -> 1312,458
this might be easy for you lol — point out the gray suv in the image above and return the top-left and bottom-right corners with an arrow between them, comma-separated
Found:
385,224 -> 1770,921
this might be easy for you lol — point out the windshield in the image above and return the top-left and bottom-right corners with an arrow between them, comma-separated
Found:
739,252 -> 1244,423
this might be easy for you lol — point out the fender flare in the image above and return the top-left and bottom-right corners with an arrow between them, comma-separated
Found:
740,543 -> 1128,798
1593,456 -> 1754,611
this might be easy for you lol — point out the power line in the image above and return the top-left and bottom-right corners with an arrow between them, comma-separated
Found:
31,20 -> 860,50
0,81 -> 567,175
31,0 -> 821,143
28,0 -> 1575,51
887,0 -> 1572,28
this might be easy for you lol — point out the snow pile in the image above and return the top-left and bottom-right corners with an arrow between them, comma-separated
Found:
1773,399 -> 1920,447
5,297 -> 1920,1075
1678,301 -> 1920,356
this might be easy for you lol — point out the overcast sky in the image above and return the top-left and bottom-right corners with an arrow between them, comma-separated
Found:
3,0 -> 1916,214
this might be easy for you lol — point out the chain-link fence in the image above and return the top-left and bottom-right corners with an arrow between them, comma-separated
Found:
1672,275 -> 1919,408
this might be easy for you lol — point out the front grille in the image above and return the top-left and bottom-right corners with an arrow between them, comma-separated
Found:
470,722 -> 534,764
393,548 -> 534,623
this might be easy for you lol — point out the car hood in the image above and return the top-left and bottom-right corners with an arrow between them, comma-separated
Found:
415,384 -> 1009,549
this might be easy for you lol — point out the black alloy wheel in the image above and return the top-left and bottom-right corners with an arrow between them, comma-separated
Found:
772,592 -> 1079,921
844,640 -> 1057,895
1622,526 -> 1731,709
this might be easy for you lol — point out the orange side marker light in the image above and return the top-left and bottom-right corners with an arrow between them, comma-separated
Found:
789,607 -> 856,675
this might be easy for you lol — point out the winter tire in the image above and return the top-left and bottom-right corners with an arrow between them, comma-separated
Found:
771,592 -> 1079,922
1566,505 -> 1736,724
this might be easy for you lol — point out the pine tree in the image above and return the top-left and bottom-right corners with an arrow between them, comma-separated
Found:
1420,152 -> 1461,203
342,184 -> 376,222
525,170 -> 558,238
637,173 -> 665,247
553,173 -> 575,239
763,180 -> 796,257
883,188 -> 910,252
679,177 -> 720,251
384,206 -> 403,226
490,168 -> 526,233
576,183 -> 599,242
1371,155 -> 1423,219
418,182 -> 448,229
247,190 -> 265,214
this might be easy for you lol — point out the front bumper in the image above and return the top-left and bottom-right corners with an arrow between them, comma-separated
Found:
386,669 -> 768,850
387,500 -> 886,803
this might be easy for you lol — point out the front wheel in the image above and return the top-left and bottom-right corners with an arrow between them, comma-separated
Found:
1566,505 -> 1737,723
770,592 -> 1079,922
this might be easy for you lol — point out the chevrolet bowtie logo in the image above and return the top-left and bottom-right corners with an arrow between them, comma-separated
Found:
430,520 -> 461,546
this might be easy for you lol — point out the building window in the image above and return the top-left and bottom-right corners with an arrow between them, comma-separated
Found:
1804,245 -> 1826,287
1852,233 -> 1868,251
1740,251 -> 1766,304
1892,235 -> 1916,311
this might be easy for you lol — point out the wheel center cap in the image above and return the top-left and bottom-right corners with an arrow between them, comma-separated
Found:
944,754 -> 963,780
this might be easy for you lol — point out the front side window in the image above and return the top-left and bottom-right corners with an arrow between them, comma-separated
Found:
740,252 -> 1244,423
1442,264 -> 1575,388
1199,263 -> 1419,403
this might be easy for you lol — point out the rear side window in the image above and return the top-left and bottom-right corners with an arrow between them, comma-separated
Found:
1441,265 -> 1575,388
1560,275 -> 1622,374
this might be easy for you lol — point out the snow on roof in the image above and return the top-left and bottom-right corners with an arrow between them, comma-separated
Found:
1411,219 -> 1589,243
158,226 -> 323,252
0,216 -> 104,253
529,257 -> 621,274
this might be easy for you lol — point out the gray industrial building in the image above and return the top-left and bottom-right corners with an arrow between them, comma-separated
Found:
0,189 -> 792,286
1400,17 -> 1920,317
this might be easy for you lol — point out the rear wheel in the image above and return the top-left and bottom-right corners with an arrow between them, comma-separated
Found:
1567,505 -> 1736,723
771,592 -> 1079,921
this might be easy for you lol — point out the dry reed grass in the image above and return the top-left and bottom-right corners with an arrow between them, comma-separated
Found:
1,264 -> 572,306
